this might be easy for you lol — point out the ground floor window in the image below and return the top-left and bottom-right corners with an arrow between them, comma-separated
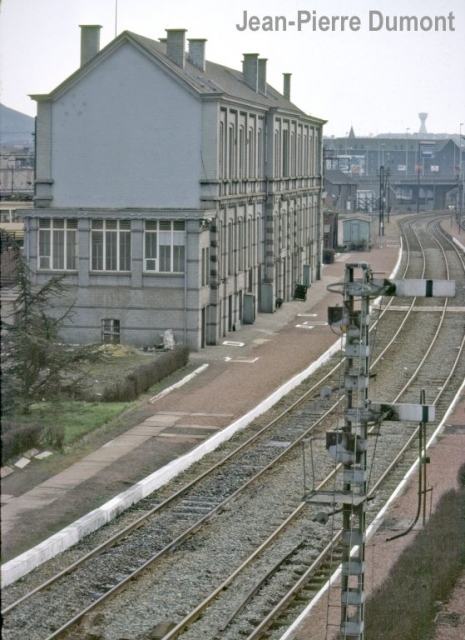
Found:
38,218 -> 78,270
144,220 -> 185,272
101,318 -> 120,344
91,220 -> 131,271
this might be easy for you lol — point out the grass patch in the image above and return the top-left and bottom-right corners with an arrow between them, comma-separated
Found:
10,400 -> 134,446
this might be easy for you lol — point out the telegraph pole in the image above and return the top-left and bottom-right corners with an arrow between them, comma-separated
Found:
386,166 -> 391,223
379,166 -> 385,238
304,263 -> 455,640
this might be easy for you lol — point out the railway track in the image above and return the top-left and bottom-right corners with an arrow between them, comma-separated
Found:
2,212 -> 464,640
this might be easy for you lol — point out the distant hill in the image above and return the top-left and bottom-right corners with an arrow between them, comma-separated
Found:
0,104 -> 35,147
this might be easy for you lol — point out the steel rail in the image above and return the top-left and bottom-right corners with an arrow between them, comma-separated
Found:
30,222 -> 416,639
6,214 -> 462,640
235,214 -> 465,640
1,235 -> 403,615
154,215 -> 465,640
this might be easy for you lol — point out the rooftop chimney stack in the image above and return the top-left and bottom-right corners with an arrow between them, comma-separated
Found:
188,39 -> 207,72
242,53 -> 259,91
258,58 -> 267,94
166,29 -> 187,69
80,25 -> 102,66
283,73 -> 292,100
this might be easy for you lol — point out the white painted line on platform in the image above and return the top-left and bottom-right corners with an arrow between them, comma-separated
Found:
222,341 -> 245,347
157,433 -> 206,439
149,364 -> 209,404
175,424 -> 219,430
335,253 -> 353,262
224,356 -> 259,363
295,324 -> 314,330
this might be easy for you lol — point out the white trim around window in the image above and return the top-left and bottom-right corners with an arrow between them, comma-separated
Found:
38,218 -> 78,270
91,219 -> 131,272
144,220 -> 185,273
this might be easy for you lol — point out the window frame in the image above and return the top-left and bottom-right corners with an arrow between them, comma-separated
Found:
143,220 -> 185,273
90,219 -> 131,272
38,218 -> 78,271
101,318 -> 120,344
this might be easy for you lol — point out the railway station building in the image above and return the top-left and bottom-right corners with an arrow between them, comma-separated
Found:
23,26 -> 326,351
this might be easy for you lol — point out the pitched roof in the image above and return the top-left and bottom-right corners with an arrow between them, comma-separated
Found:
33,30 -> 325,123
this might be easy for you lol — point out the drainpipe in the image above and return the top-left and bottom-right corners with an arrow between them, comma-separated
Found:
183,229 -> 187,345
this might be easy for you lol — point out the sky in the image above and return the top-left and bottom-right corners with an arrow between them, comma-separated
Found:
1,0 -> 464,138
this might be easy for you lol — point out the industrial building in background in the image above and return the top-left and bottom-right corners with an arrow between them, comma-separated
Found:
20,25 -> 326,351
324,116 -> 464,214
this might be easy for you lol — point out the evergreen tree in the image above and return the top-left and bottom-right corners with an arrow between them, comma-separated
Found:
1,246 -> 102,415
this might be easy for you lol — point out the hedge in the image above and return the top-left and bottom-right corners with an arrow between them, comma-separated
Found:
1,420 -> 66,465
99,344 -> 189,402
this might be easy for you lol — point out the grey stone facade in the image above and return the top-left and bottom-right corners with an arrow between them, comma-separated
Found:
24,27 -> 326,352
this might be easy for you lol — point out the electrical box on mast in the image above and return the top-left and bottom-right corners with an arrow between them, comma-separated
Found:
306,262 -> 455,640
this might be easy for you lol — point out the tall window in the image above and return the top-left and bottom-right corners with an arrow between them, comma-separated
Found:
144,220 -> 185,272
38,218 -> 77,270
228,124 -> 236,179
238,219 -> 244,271
247,127 -> 255,178
201,247 -> 210,286
219,121 -> 225,179
257,127 -> 264,177
91,220 -> 131,271
282,129 -> 289,177
290,130 -> 296,176
274,130 -> 280,177
239,126 -> 245,178
303,131 -> 309,175
228,222 -> 234,275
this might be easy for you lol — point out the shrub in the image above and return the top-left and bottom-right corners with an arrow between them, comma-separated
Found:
348,239 -> 368,251
1,421 -> 43,465
98,345 -> 189,402
100,378 -> 137,403
41,424 -> 66,451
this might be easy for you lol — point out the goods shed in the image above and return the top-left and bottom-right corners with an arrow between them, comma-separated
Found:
341,215 -> 372,250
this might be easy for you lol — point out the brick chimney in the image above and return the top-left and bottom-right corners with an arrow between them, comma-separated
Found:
166,29 -> 186,69
242,53 -> 259,91
258,58 -> 267,94
283,73 -> 292,100
188,39 -> 207,72
79,25 -> 102,66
